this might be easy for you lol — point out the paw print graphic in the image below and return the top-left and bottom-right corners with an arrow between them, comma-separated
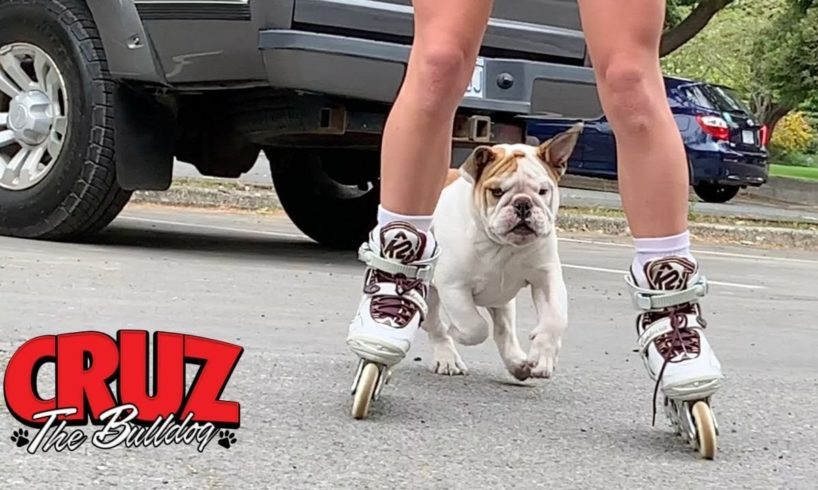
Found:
217,430 -> 237,449
10,429 -> 29,448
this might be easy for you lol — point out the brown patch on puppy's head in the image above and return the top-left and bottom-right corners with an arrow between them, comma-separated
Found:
536,122 -> 584,181
460,145 -> 507,185
468,147 -> 522,213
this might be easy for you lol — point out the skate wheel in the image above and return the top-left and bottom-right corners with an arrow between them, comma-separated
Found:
351,362 -> 380,420
691,401 -> 717,459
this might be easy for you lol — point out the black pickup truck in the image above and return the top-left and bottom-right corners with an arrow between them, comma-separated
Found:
0,0 -> 602,248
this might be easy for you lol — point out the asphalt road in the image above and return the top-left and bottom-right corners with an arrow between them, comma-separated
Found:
175,156 -> 818,224
1,205 -> 817,489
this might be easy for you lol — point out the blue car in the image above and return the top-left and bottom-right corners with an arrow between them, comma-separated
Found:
526,76 -> 769,203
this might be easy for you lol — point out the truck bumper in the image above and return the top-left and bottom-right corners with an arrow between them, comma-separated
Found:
258,29 -> 603,119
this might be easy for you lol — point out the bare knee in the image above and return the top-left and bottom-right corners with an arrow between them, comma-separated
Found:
596,59 -> 659,134
408,45 -> 473,112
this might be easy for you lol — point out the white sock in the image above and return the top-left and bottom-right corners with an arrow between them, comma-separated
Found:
631,230 -> 696,285
376,205 -> 434,232
371,205 -> 437,258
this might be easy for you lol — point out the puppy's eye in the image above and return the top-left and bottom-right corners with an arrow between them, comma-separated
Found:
538,188 -> 548,196
490,188 -> 505,198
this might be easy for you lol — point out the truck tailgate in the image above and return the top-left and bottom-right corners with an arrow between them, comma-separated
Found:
259,29 -> 602,118
292,0 -> 587,64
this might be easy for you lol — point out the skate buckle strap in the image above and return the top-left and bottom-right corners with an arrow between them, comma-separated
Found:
358,242 -> 438,281
626,275 -> 709,312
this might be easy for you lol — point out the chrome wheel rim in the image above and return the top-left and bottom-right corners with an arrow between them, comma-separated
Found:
0,43 -> 68,191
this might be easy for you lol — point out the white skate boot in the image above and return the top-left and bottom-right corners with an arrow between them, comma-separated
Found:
626,256 -> 724,459
346,221 -> 439,419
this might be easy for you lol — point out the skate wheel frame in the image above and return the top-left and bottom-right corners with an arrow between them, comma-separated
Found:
351,360 -> 387,420
666,397 -> 719,460
691,401 -> 718,459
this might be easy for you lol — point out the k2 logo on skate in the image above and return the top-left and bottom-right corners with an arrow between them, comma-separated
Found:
381,223 -> 424,262
2,330 -> 244,454
647,257 -> 696,290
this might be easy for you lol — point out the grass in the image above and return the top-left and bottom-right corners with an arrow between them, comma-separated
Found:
770,164 -> 818,182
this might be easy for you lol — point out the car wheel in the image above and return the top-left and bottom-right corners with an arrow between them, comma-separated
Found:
267,148 -> 379,249
693,183 -> 740,204
0,0 -> 130,240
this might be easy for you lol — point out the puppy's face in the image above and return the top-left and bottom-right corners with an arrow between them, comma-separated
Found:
459,123 -> 583,246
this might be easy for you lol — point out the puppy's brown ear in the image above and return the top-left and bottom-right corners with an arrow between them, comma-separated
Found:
460,145 -> 496,184
537,122 -> 584,180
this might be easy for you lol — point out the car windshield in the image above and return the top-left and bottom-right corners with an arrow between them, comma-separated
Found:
679,83 -> 752,115
680,84 -> 715,110
709,85 -> 752,114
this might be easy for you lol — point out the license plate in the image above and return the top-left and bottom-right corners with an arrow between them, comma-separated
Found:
464,58 -> 485,99
742,130 -> 755,144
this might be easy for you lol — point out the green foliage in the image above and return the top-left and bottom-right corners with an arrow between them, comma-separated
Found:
773,151 -> 818,167
662,1 -> 782,95
665,0 -> 700,28
753,1 -> 818,110
805,96 -> 818,114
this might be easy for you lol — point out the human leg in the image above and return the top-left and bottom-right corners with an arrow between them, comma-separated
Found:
577,0 -> 688,239
380,0 -> 494,217
347,1 -> 492,397
577,0 -> 722,457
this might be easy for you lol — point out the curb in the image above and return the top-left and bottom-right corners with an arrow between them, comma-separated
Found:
132,182 -> 281,211
132,181 -> 818,251
561,174 -> 818,208
557,214 -> 818,251
742,176 -> 818,207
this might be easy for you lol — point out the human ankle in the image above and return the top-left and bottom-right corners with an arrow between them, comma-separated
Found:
377,205 -> 434,232
631,230 -> 697,287
368,205 -> 439,262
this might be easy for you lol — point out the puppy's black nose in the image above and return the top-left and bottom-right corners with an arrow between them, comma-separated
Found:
513,198 -> 532,219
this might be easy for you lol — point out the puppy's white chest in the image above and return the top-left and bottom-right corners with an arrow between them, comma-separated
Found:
471,260 -> 530,307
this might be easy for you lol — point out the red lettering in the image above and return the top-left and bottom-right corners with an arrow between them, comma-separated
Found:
118,331 -> 184,423
4,330 -> 242,427
3,336 -> 57,425
56,332 -> 118,423
181,335 -> 243,426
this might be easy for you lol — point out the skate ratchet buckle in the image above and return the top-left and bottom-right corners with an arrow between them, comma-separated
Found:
357,241 -> 437,282
627,274 -> 709,313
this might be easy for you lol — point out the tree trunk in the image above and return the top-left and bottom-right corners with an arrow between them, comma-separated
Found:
764,104 -> 792,139
660,0 -> 735,57
750,93 -> 792,140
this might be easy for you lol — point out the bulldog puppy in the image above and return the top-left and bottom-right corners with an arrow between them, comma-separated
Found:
424,123 -> 583,381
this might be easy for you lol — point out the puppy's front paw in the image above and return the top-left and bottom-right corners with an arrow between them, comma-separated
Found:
500,348 -> 531,381
527,331 -> 562,379
432,340 -> 468,376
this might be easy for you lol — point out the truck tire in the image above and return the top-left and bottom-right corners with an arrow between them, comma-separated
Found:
267,148 -> 379,249
693,183 -> 740,204
0,0 -> 130,240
